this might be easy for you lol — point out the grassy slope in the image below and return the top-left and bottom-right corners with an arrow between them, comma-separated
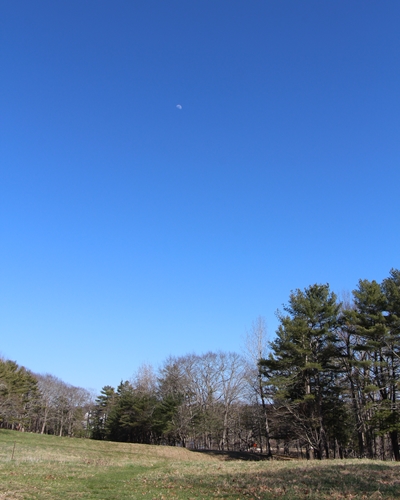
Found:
0,430 -> 399,499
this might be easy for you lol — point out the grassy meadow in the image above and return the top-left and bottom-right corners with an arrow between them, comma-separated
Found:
0,430 -> 399,499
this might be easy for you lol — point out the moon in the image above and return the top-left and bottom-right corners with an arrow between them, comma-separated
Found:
176,104 -> 182,110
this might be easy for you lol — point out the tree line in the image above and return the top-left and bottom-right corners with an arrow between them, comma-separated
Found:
1,268 -> 399,460
0,361 -> 92,437
260,268 -> 400,461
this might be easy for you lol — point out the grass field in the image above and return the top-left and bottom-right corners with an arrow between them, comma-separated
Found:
0,430 -> 399,499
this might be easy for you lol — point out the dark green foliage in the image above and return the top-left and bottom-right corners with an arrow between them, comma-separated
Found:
259,270 -> 400,461
0,359 -> 38,430
106,381 -> 138,442
92,381 -> 170,444
350,271 -> 400,460
91,385 -> 116,440
260,284 -> 343,458
152,393 -> 181,442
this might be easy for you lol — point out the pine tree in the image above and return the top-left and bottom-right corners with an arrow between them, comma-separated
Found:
0,359 -> 38,430
91,385 -> 116,440
351,272 -> 400,460
260,284 -> 342,459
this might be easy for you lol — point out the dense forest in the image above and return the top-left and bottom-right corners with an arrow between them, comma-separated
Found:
1,269 -> 399,461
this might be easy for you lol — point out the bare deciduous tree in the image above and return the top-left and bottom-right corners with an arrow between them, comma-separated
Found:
244,316 -> 272,456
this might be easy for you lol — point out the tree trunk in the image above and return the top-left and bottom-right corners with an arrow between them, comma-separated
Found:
390,430 -> 400,461
349,376 -> 365,457
258,373 -> 272,457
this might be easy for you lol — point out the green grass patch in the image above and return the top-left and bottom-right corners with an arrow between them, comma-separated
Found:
0,430 -> 399,499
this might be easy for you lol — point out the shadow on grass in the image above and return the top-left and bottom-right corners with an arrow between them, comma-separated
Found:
193,449 -> 272,461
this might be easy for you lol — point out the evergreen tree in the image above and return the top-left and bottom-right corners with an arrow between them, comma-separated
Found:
104,381 -> 162,444
91,385 -> 116,440
337,307 -> 370,458
105,381 -> 136,442
0,359 -> 38,430
352,272 -> 400,460
260,284 -> 342,459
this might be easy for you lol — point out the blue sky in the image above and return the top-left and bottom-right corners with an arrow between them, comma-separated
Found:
1,1 -> 399,392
